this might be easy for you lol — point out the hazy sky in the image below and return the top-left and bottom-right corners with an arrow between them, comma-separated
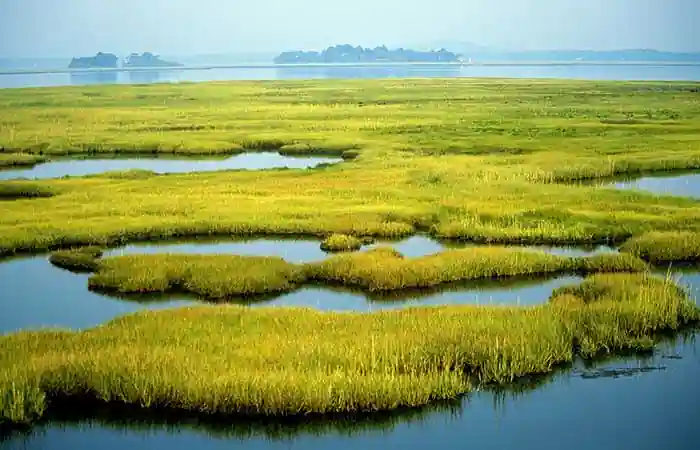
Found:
0,0 -> 697,57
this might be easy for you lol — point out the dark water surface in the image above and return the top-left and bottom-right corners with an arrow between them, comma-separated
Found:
1,64 -> 699,89
0,153 -> 342,181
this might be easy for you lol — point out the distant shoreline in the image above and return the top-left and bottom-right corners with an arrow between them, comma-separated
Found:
2,60 -> 700,76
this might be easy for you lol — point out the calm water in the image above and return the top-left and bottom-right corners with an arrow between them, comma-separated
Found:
105,235 -> 617,262
605,172 -> 700,200
1,64 -> 699,89
0,236 -> 616,334
1,241 -> 698,449
0,153 -> 342,180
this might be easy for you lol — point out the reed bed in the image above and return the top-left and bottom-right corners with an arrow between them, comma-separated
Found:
84,247 -> 649,298
88,254 -> 305,298
0,181 -> 55,200
0,79 -> 699,253
48,247 -> 104,272
620,231 -> 700,264
320,234 -> 364,252
0,153 -> 46,168
1,273 -> 697,426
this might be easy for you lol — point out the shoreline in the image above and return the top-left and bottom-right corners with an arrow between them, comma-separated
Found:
2,60 -> 700,76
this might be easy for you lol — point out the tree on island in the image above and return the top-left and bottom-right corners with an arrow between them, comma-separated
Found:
68,52 -> 119,69
274,45 -> 461,64
123,52 -> 183,67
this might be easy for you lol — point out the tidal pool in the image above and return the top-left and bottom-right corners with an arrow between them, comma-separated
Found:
0,152 -> 343,180
595,171 -> 700,200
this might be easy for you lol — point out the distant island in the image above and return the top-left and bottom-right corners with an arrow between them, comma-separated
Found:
67,52 -> 182,69
123,52 -> 183,68
68,52 -> 118,69
274,45 -> 461,64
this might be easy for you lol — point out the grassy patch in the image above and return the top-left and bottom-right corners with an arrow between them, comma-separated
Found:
87,247 -> 650,299
1,79 -> 700,252
0,182 -> 55,200
48,246 -> 104,272
307,247 -> 648,292
1,273 -> 697,426
320,234 -> 363,252
88,254 -> 305,299
620,232 -> 700,264
0,153 -> 46,168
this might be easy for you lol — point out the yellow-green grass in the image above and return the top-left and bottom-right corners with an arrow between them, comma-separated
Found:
320,234 -> 364,252
1,78 -> 700,254
620,231 -> 700,264
85,247 -> 649,298
88,254 -> 305,299
0,153 -> 46,168
1,273 -> 697,426
48,246 -> 104,272
0,181 -> 55,201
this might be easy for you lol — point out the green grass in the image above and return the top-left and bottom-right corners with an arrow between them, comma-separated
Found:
620,231 -> 700,264
48,246 -> 104,272
0,79 -> 699,254
320,234 -> 364,252
1,273 -> 697,426
88,254 -> 305,298
0,181 -> 55,200
84,247 -> 648,298
0,153 -> 47,168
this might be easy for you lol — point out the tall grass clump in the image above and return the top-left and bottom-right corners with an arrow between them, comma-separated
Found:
81,248 -> 652,298
548,273 -> 699,355
0,182 -> 55,200
88,254 -> 305,299
0,153 -> 46,168
306,246 -> 629,292
320,234 -> 363,252
49,246 -> 104,272
1,272 -> 697,426
620,232 -> 700,264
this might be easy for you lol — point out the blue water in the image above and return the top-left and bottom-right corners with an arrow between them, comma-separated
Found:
0,152 -> 342,181
0,235 -> 609,333
1,64 -> 699,89
1,240 -> 698,449
607,173 -> 700,200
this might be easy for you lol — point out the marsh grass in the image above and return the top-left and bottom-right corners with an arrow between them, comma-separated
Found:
48,247 -> 104,272
320,234 -> 363,252
0,153 -> 46,168
1,273 -> 697,426
85,247 -> 649,298
88,254 -> 305,298
0,182 -> 55,200
1,79 -> 700,252
620,232 -> 700,264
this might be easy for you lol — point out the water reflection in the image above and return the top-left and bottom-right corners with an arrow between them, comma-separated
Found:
276,64 -> 463,80
2,64 -> 699,89
0,152 -> 343,180
68,70 -> 118,86
580,170 -> 700,200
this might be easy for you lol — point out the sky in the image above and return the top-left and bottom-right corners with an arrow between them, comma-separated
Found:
0,0 -> 698,58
